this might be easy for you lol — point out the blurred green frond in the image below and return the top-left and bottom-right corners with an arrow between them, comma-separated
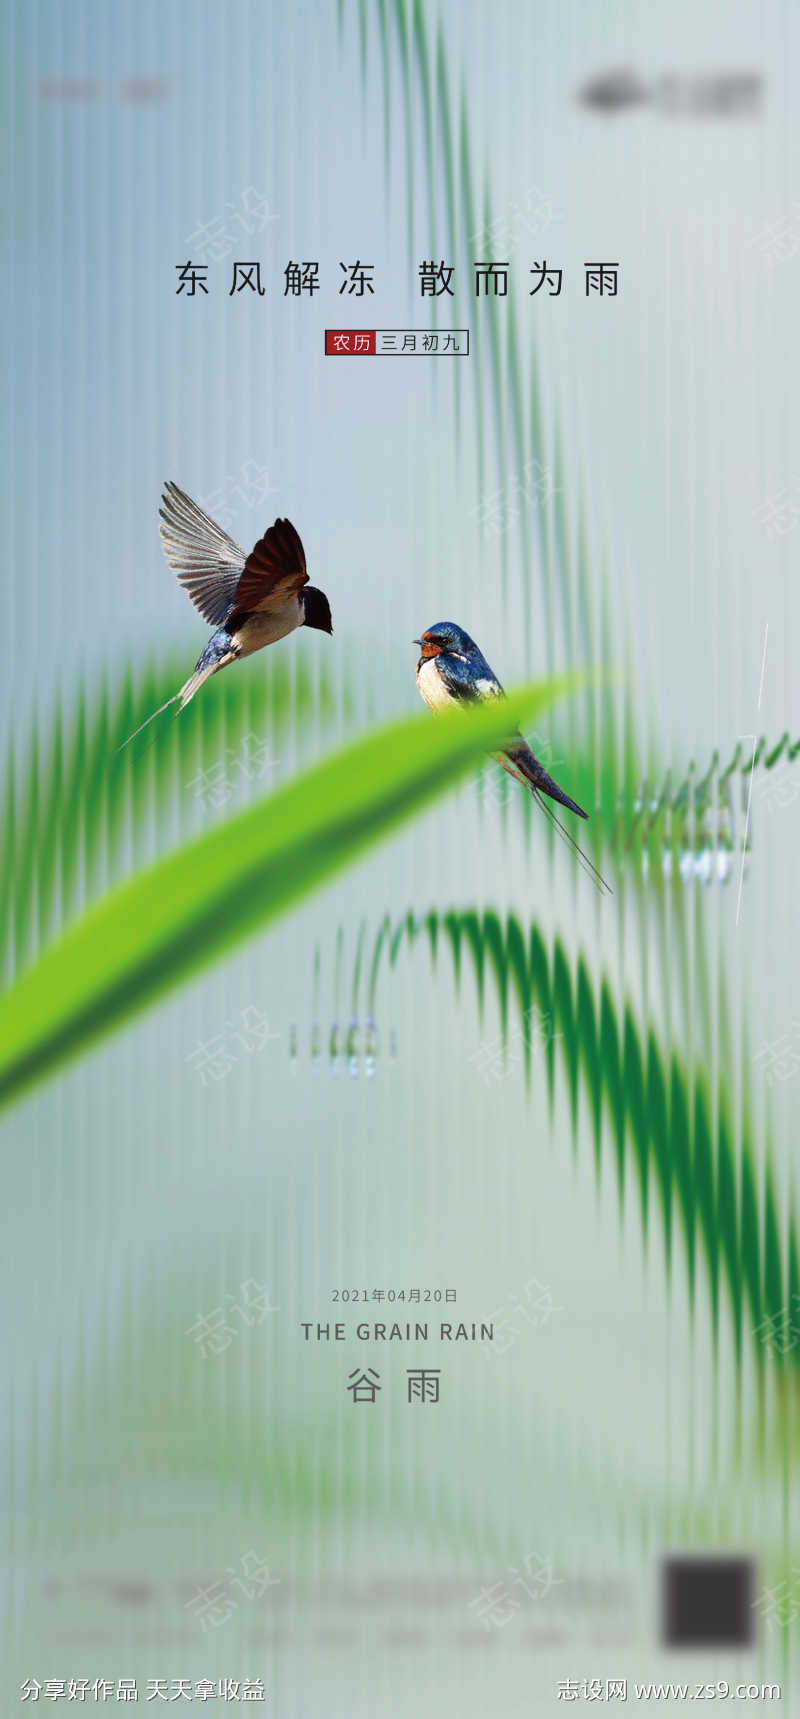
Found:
0,677 -> 576,1112
2,645 -> 352,982
345,906 -> 797,1380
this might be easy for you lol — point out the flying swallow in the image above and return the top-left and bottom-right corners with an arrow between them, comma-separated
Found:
414,621 -> 610,892
122,483 -> 332,746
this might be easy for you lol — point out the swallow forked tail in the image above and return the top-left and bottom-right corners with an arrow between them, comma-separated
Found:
499,741 -> 588,819
531,790 -> 613,896
496,742 -> 613,896
117,657 -> 225,750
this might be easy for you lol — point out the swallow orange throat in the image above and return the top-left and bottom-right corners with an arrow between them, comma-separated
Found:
418,636 -> 443,659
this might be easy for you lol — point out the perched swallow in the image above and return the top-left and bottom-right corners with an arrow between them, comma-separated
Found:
414,621 -> 610,891
122,483 -> 332,745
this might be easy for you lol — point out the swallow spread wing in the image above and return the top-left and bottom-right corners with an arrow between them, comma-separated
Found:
158,481 -> 248,625
158,482 -> 309,624
231,515 -> 308,612
121,484 -> 329,749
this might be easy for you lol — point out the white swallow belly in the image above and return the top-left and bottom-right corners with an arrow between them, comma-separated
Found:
416,658 -> 456,712
235,596 -> 305,658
